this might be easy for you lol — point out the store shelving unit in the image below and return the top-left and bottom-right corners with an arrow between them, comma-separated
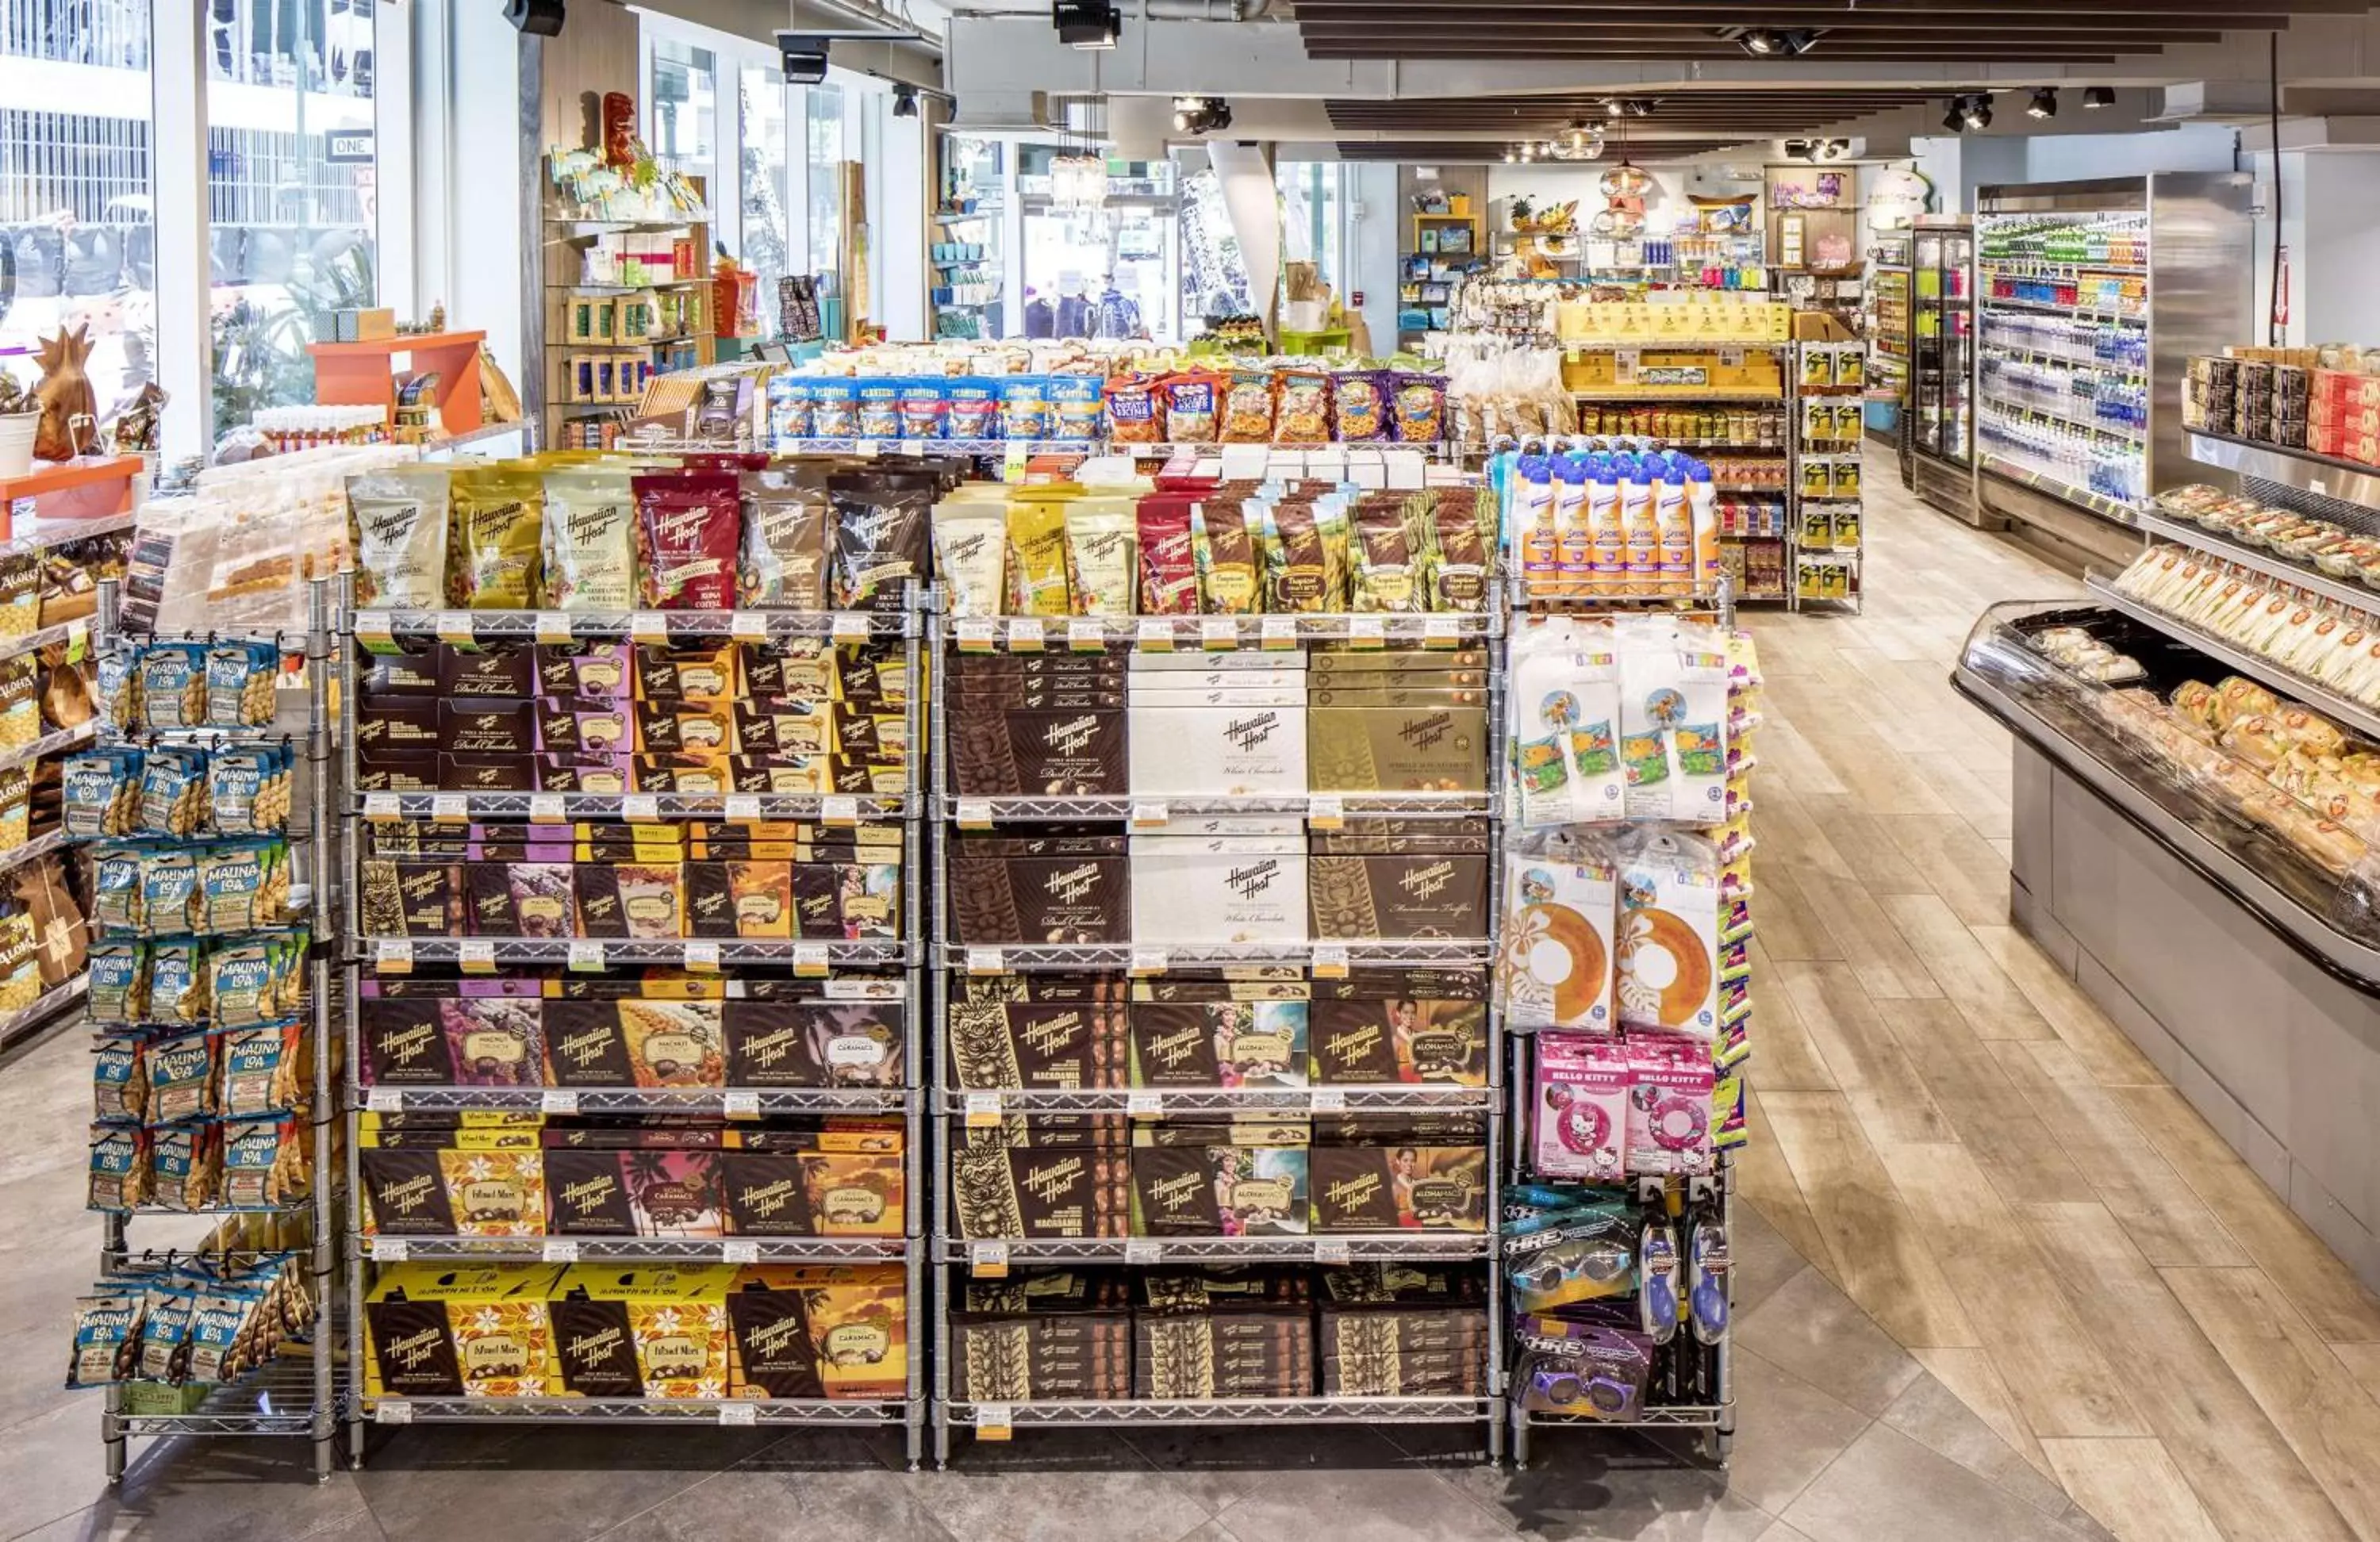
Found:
539,157 -> 715,450
87,577 -> 342,1482
1971,175 -> 2249,562
925,598 -> 1507,1462
341,591 -> 931,1461
1794,343 -> 1865,612
1867,231 -> 1911,448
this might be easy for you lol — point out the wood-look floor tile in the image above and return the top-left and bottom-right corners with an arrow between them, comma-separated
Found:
1740,1087 -> 1841,1291
1909,1346 -> 2061,1487
1880,998 -> 2094,1202
1986,1042 -> 2248,1270
1795,873 -> 1945,1001
2020,1201 -> 2358,1542
1749,865 -> 1847,964
2038,1439 -> 2225,1542
1880,892 -> 2053,1039
1748,783 -> 1856,880
1744,938 -> 1842,1092
2162,1266 -> 2380,1539
1877,814 -> 2013,931
1967,926 -> 2164,1087
2107,1084 -> 2380,1344
1774,960 -> 1952,1145
1760,1091 -> 1979,1350
1880,1145 -> 2144,1440
1903,749 -> 2015,844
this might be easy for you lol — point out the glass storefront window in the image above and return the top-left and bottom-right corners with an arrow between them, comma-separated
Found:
205,0 -> 381,438
806,82 -> 846,330
651,40 -> 716,176
0,0 -> 157,424
1178,164 -> 1249,336
1277,161 -> 1343,295
1018,146 -> 1174,342
739,65 -> 790,313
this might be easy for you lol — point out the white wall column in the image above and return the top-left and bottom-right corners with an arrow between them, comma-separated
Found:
150,0 -> 210,461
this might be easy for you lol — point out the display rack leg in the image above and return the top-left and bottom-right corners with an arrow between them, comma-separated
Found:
1511,1402 -> 1530,1470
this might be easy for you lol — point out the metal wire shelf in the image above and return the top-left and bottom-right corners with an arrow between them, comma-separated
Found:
359,1234 -> 908,1264
946,612 -> 1495,651
939,1233 -> 1491,1268
938,792 -> 1490,824
103,1357 -> 331,1439
358,791 -> 907,823
366,1397 -> 904,1426
355,1083 -> 908,1115
361,937 -> 909,970
939,939 -> 1495,973
939,1086 -> 1491,1116
352,608 -> 911,647
948,1396 -> 1495,1427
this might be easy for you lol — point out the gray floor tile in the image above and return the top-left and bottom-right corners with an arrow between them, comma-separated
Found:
1779,1426 -> 2094,1542
1211,1463 -> 1522,1542
1440,1430 -> 1771,1542
1115,1423 -> 1431,1514
903,1430 -> 1214,1542
1679,1351 -> 1869,1517
1729,1205 -> 1810,1321
1165,1525 -> 1246,1542
1752,1523 -> 1819,1542
1735,1268 -> 1922,1418
0,1402 -> 120,1540
596,1463 -> 953,1542
1879,1372 -> 2067,1517
357,1426 -> 779,1542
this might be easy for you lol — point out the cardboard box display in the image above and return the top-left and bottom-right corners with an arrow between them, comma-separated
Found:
949,1142 -> 1130,1239
1127,1000 -> 1309,1088
1308,998 -> 1487,1086
1307,704 -> 1487,792
1308,1145 -> 1487,1232
1129,1145 -> 1310,1236
947,999 -> 1127,1091
1128,836 -> 1306,944
1309,853 -> 1490,940
1126,700 -> 1307,797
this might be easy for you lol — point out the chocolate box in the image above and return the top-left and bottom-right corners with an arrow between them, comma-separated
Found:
1134,1314 -> 1315,1398
359,997 -> 459,1084
1307,704 -> 1486,792
1308,853 -> 1489,940
1308,998 -> 1488,1086
1309,1145 -> 1487,1233
948,999 -> 1126,1091
543,1147 -> 639,1233
1129,1145 -> 1309,1236
1128,1000 -> 1308,1089
948,709 -> 1127,797
950,1142 -> 1129,1239
359,860 -> 464,938
952,1314 -> 1133,1402
1126,700 -> 1307,797
727,1264 -> 907,1402
536,644 -> 633,700
1128,837 -> 1305,945
950,837 -> 1130,945
722,1000 -> 904,1088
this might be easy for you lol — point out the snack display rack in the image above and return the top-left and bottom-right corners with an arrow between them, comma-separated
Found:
1793,343 -> 1865,612
924,600 -> 1508,1460
1498,591 -> 1752,1467
1971,175 -> 2249,562
84,577 -> 343,1482
1865,231 -> 1911,447
1565,342 -> 1792,605
339,589 -> 931,1460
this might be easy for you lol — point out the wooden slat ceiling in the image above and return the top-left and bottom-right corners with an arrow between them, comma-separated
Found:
1297,0 -> 2297,60
1326,89 -> 1979,142
1331,138 -> 1761,161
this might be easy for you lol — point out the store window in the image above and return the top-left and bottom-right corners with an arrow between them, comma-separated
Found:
0,0 -> 157,420
1019,147 -> 1174,342
1276,161 -> 1344,296
806,81 -> 848,332
1178,163 -> 1249,337
204,0 -> 382,436
650,40 -> 717,177
739,64 -> 792,309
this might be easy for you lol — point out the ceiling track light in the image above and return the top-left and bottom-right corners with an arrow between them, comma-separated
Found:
1942,98 -> 1967,132
505,0 -> 564,36
2084,85 -> 2115,109
2028,86 -> 2057,119
1053,0 -> 1120,50
1962,93 -> 1993,130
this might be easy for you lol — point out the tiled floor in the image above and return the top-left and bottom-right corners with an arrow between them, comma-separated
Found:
8,457 -> 2380,1540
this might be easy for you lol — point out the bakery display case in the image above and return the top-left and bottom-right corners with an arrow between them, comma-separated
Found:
1972,175 -> 2251,564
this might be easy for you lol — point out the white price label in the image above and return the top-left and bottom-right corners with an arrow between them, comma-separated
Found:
567,940 -> 605,972
433,609 -> 472,642
1311,943 -> 1351,978
1346,615 -> 1387,647
430,793 -> 470,823
374,940 -> 413,974
954,799 -> 995,829
966,947 -> 1005,976
854,438 -> 881,458
965,1091 -> 1004,1127
1260,616 -> 1299,650
1128,947 -> 1169,977
541,1089 -> 580,1115
718,1403 -> 758,1428
2312,478 -> 2330,498
724,795 -> 763,822
1315,1239 -> 1353,1265
722,1240 -> 761,1264
974,1402 -> 1015,1437
622,794 -> 662,823
952,618 -> 998,651
723,1091 -> 762,1118
1130,442 -> 1161,460
792,942 -> 831,976
535,611 -> 574,644
969,1241 -> 1011,1277
685,941 -> 722,972
831,612 -> 871,644
370,1237 -> 408,1261
457,940 -> 497,974
820,795 -> 859,826
1422,615 -> 1464,646
1720,346 -> 1746,367
541,1239 -> 581,1264
1124,1239 -> 1164,1264
365,1087 -> 403,1113
1310,1088 -> 1348,1114
1307,794 -> 1345,829
527,793 -> 566,824
1125,1090 -> 1165,1118
1005,616 -> 1046,651
1200,617 -> 1238,650
1129,801 -> 1169,829
731,612 -> 769,643
374,1401 -> 413,1425
363,792 -> 401,820
1134,617 -> 1177,652
630,611 -> 669,642
1614,347 -> 1641,382
1065,618 -> 1105,651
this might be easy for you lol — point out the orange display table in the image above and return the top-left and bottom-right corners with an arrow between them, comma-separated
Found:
0,455 -> 143,538
307,330 -> 488,438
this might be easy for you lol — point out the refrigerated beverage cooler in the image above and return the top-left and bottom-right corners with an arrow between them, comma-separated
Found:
1904,217 -> 1975,521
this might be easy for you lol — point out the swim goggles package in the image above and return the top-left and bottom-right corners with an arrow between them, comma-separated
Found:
1504,1201 -> 1637,1314
1513,1313 -> 1656,1419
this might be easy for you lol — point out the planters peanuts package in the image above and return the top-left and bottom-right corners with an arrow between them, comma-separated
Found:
856,380 -> 903,440
1000,377 -> 1054,441
810,379 -> 858,439
1048,374 -> 1106,443
768,377 -> 815,444
946,379 -> 1000,441
898,378 -> 946,441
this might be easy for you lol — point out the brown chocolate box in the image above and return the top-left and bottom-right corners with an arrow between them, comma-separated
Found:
1308,853 -> 1490,940
947,709 -> 1127,797
1309,1145 -> 1488,1233
947,999 -> 1127,1091
950,838 -> 1130,945
1307,704 -> 1486,792
950,1143 -> 1130,1239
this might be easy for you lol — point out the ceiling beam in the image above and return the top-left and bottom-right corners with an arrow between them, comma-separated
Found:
1295,0 -> 2332,10
1298,25 -> 2221,41
1304,44 -> 2129,58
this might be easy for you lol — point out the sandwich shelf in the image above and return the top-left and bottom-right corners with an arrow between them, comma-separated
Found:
925,600 -> 1510,1462
342,589 -> 932,1465
82,578 -> 344,1483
